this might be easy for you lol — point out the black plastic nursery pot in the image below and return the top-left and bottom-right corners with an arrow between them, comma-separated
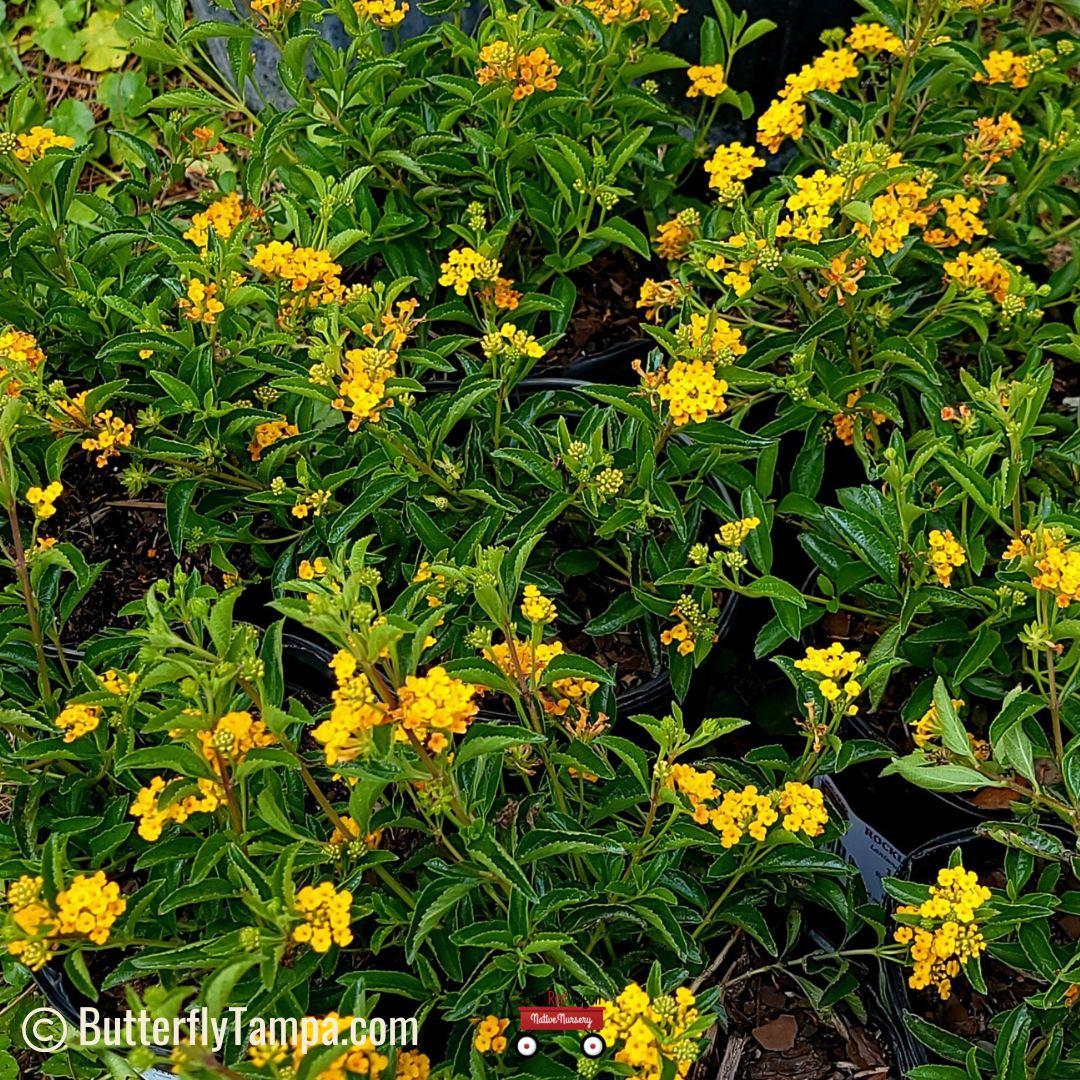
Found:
847,711 -> 1014,829
879,826 -> 1075,1073
545,335 -> 653,386
794,593 -> 1012,845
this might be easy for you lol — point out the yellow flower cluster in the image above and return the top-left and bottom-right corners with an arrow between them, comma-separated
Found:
777,781 -> 829,835
438,246 -> 502,296
197,710 -> 276,774
12,126 -> 75,161
250,242 -> 344,310
55,703 -> 101,743
6,872 -> 125,971
312,650 -> 390,770
944,249 -> 1011,303
292,882 -> 353,952
5,876 -> 58,970
476,41 -> 561,99
818,254 -> 866,305
485,640 -> 599,721
249,0 -> 300,22
975,49 -> 1030,89
757,49 -> 859,153
26,481 -> 62,519
99,669 -> 137,696
832,390 -> 886,445
1027,532 -> 1080,608
81,410 -> 134,468
55,871 -> 126,943
473,1015 -> 510,1054
655,213 -> 698,260
129,775 -> 224,841
706,232 -> 765,296
184,191 -> 245,253
667,763 -> 719,818
775,170 -> 847,245
292,489 -> 332,519
637,278 -> 683,321
928,528 -> 966,587
794,643 -> 863,712
703,142 -> 764,199
710,786 -> 776,846
0,327 -> 45,394
249,418 -> 299,461
660,596 -> 716,657
480,322 -> 545,363
965,113 -> 1023,165
329,816 -> 382,849
854,176 -> 933,256
179,278 -> 225,324
684,313 -> 746,361
334,346 -> 397,429
716,516 -> 760,546
909,696 -> 982,755
667,770 -> 827,846
894,865 -> 991,999
686,64 -> 727,98
584,0 -> 651,25
597,983 -> 701,1080
395,667 -> 479,754
656,360 -> 728,425
521,584 -> 557,624
660,620 -> 696,656
354,0 -> 408,28
924,194 -> 986,248
299,556 -> 329,581
846,23 -> 903,55
652,358 -> 730,425
367,297 -> 422,352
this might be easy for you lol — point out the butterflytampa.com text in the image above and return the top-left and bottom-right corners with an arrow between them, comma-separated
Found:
74,1007 -> 418,1055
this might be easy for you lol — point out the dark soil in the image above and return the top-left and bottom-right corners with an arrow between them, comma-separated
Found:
45,459 -> 221,644
911,953 -> 1042,1042
544,251 -> 648,368
695,942 -> 893,1079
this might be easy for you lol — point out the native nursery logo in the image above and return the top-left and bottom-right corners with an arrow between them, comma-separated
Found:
511,992 -> 607,1059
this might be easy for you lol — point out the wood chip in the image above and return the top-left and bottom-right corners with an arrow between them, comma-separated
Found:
752,1014 -> 798,1052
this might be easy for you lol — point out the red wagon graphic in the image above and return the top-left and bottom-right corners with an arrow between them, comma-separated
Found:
513,1006 -> 607,1058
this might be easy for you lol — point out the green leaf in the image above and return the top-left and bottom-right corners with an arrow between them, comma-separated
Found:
1063,737 -> 1080,806
590,217 -> 651,260
954,626 -> 1000,685
158,878 -> 237,915
328,476 -> 408,543
166,479 -> 198,553
585,592 -> 645,635
454,724 -> 547,765
405,880 -> 474,962
885,756 -> 999,793
932,678 -> 972,759
517,830 -> 624,862
538,654 -> 614,688
741,575 -> 807,607
468,833 -> 538,901
754,847 -> 851,875
977,821 -> 1066,861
